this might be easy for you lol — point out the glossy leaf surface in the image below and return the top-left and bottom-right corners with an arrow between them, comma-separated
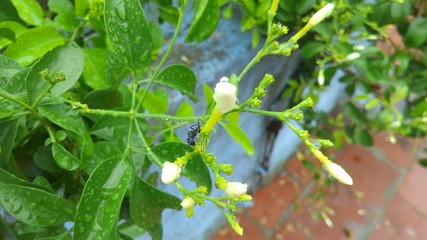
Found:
52,142 -> 80,171
0,184 -> 74,227
26,44 -> 83,104
104,0 -> 152,69
186,0 -> 220,42
222,122 -> 254,156
154,64 -> 198,102
73,158 -> 133,240
3,26 -> 64,66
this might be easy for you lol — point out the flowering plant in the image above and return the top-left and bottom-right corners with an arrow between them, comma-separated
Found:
0,0 -> 425,239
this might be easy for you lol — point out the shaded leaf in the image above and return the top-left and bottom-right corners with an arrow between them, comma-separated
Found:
74,158 -> 133,240
356,128 -> 373,146
130,175 -> 181,239
344,102 -> 365,124
52,142 -> 80,171
82,89 -> 122,109
0,118 -> 18,169
48,0 -> 80,32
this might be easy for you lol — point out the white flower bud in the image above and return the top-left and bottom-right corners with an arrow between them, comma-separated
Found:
213,77 -> 238,113
161,161 -> 181,184
180,197 -> 196,209
308,3 -> 335,26
224,182 -> 247,198
345,52 -> 361,61
324,162 -> 353,185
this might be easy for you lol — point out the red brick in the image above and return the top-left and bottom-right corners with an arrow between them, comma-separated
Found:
247,174 -> 297,228
210,215 -> 265,240
273,221 -> 309,240
372,132 -> 415,167
398,164 -> 427,216
370,196 -> 427,240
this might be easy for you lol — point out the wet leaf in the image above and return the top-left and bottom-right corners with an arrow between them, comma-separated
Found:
186,0 -> 220,42
104,0 -> 152,69
74,158 -> 133,240
0,184 -> 75,227
26,44 -> 83,105
154,64 -> 198,102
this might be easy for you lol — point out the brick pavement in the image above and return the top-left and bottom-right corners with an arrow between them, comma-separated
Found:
210,132 -> 427,240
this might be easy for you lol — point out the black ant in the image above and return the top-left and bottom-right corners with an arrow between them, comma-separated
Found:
186,119 -> 202,146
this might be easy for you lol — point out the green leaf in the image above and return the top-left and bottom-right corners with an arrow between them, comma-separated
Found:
0,28 -> 15,42
203,83 -> 214,112
356,128 -> 373,146
26,44 -> 84,105
222,122 -> 254,156
0,54 -> 22,86
82,90 -> 122,109
0,118 -> 18,169
344,102 -> 366,124
105,52 -> 128,89
0,168 -> 50,191
38,104 -> 94,157
154,64 -> 198,101
0,21 -> 27,49
152,142 -> 212,193
175,101 -> 194,117
404,17 -> 427,47
83,48 -> 108,89
10,0 -> 43,26
83,141 -> 122,174
73,158 -> 133,240
52,142 -> 80,171
300,41 -> 326,59
3,25 -> 65,66
141,90 -> 168,114
34,145 -> 64,173
186,0 -> 220,42
104,0 -> 152,69
418,159 -> 427,167
48,0 -> 80,32
35,229 -> 72,240
0,184 -> 74,226
130,175 -> 181,239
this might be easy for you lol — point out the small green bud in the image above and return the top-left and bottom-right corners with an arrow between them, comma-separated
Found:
216,176 -> 227,190
197,186 -> 208,194
250,98 -> 262,107
289,111 -> 304,120
39,68 -> 50,79
175,157 -> 185,167
54,72 -> 66,83
185,208 -> 195,217
219,163 -> 233,175
203,153 -> 215,164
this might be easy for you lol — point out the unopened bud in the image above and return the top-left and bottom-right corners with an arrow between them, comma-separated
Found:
323,161 -> 353,185
161,161 -> 181,184
213,77 -> 238,113
224,182 -> 248,198
308,3 -> 335,27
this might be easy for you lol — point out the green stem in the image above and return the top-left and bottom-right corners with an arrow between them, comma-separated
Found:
133,118 -> 162,166
136,2 -> 187,110
240,108 -> 281,118
0,90 -> 33,112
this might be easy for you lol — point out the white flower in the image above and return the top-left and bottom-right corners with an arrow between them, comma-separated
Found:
324,162 -> 353,185
180,197 -> 196,209
318,68 -> 325,86
161,161 -> 181,184
345,52 -> 361,61
213,77 -> 238,113
224,182 -> 248,198
308,3 -> 335,26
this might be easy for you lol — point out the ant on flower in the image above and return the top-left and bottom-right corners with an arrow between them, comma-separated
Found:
186,119 -> 202,146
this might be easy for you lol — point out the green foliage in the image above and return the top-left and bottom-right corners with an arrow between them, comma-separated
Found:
1,0 -> 426,239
